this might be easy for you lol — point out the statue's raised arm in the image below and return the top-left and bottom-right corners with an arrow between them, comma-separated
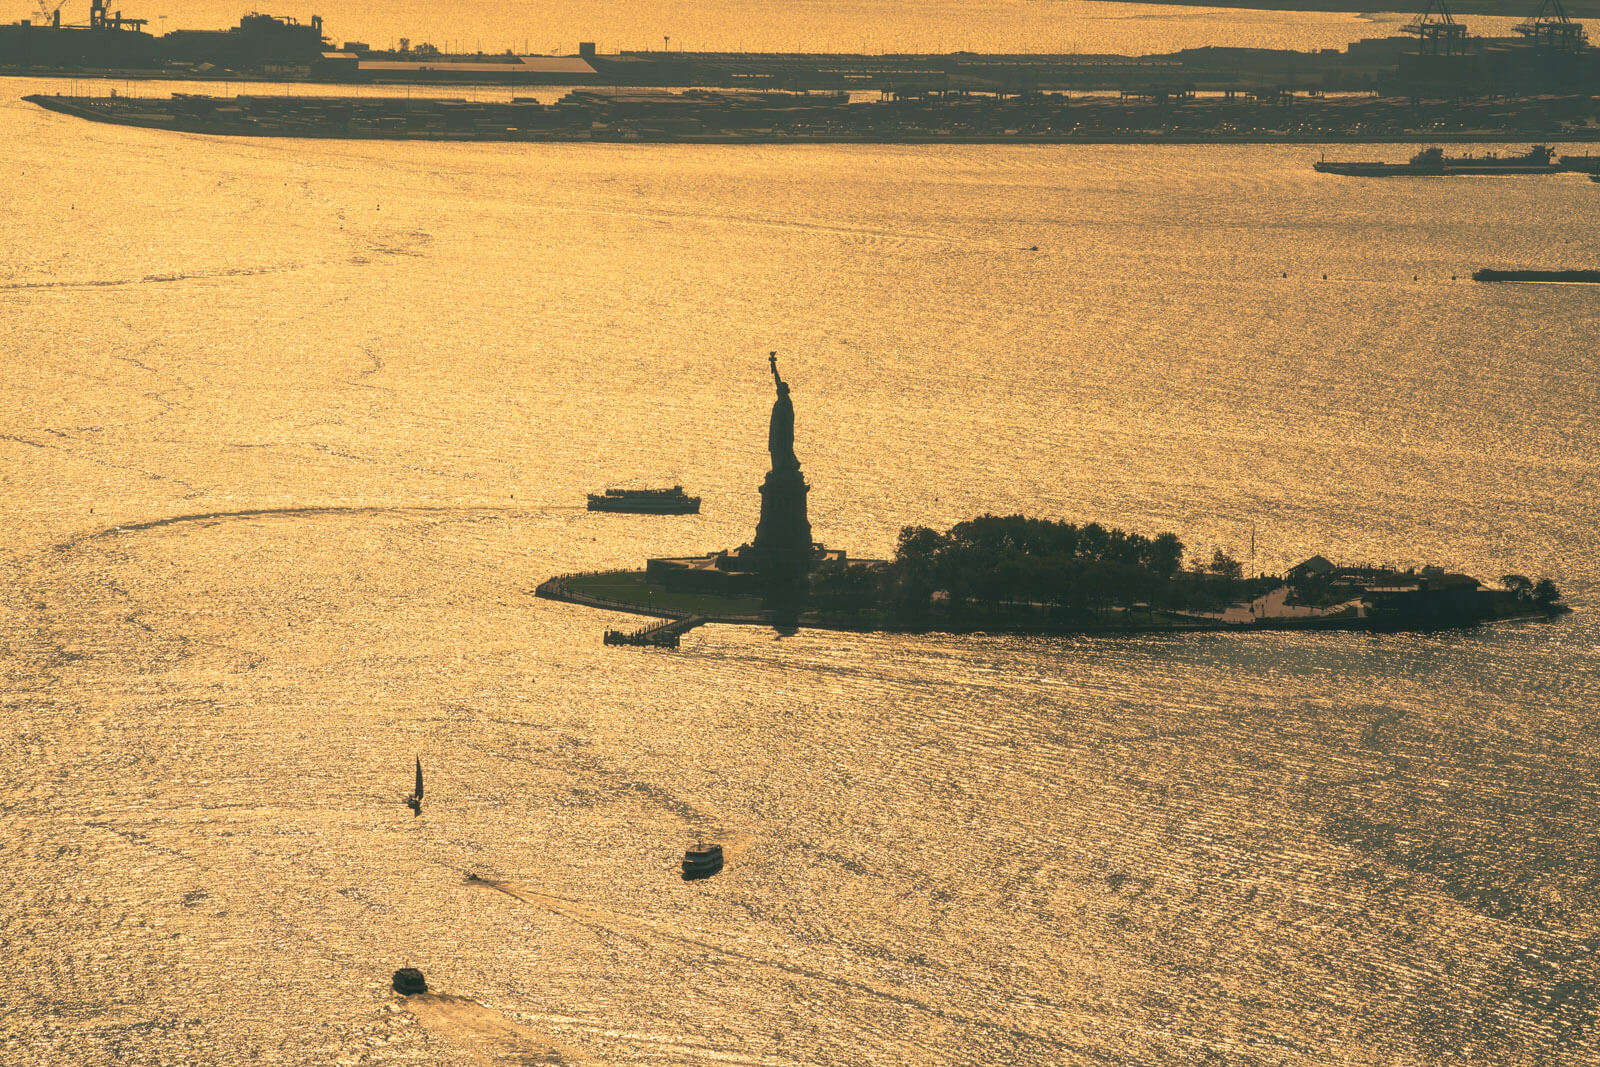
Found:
770,351 -> 786,391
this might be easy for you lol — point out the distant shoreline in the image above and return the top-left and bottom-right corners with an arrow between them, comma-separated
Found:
26,93 -> 1600,145
1084,0 -> 1600,17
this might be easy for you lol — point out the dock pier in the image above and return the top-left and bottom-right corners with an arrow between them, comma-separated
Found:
603,615 -> 708,649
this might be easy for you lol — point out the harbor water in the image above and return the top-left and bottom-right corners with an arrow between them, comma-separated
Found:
2,62 -> 1599,1065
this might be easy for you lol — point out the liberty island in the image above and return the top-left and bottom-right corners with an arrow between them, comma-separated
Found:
537,357 -> 1567,638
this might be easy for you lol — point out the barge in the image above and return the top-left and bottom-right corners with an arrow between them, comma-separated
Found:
1314,145 -> 1561,176
1472,268 -> 1600,282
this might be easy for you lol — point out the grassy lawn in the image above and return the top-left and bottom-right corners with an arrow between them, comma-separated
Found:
564,571 -> 767,617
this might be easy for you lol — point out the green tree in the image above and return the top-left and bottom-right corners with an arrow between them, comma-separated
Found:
1207,548 -> 1243,582
896,525 -> 943,565
1500,574 -> 1533,599
1148,532 -> 1184,579
1078,522 -> 1109,560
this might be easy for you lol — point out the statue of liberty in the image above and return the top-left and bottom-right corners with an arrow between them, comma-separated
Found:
767,351 -> 798,471
751,352 -> 811,574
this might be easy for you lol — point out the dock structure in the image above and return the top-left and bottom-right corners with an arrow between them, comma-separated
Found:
32,85 -> 1600,143
603,615 -> 708,649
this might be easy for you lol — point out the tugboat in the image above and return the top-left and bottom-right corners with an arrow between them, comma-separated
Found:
1314,145 -> 1561,176
392,967 -> 427,995
682,843 -> 724,880
586,486 -> 700,514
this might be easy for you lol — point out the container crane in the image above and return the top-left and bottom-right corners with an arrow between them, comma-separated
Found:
1516,0 -> 1587,52
1404,0 -> 1469,56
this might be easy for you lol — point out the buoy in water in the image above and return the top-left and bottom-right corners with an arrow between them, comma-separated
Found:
393,967 -> 427,995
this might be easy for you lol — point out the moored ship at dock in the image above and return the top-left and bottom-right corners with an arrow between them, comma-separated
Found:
587,486 -> 701,514
1314,144 -> 1561,176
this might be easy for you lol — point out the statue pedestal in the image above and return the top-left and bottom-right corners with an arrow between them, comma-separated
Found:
751,464 -> 812,575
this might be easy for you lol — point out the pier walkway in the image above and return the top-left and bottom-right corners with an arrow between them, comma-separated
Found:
603,615 -> 709,649
535,572 -> 770,645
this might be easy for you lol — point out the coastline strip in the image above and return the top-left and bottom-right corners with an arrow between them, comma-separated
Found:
28,92 -> 1600,146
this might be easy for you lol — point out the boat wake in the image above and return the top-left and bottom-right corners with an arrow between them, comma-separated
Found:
0,263 -> 304,292
53,503 -> 567,553
400,991 -> 596,1065
462,874 -> 1082,1056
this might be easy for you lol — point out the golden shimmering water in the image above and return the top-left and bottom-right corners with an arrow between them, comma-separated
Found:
2,74 -> 1599,1064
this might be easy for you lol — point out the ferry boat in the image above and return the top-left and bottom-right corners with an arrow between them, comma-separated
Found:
586,486 -> 700,514
1313,145 -> 1560,176
682,843 -> 723,879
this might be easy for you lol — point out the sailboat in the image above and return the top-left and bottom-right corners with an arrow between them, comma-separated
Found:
407,757 -> 423,817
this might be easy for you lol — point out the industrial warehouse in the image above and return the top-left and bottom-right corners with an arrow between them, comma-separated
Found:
5,0 -> 1600,98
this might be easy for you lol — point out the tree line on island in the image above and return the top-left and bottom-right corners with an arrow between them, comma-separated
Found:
810,515 -> 1252,627
807,514 -> 1562,630
1498,573 -> 1563,609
